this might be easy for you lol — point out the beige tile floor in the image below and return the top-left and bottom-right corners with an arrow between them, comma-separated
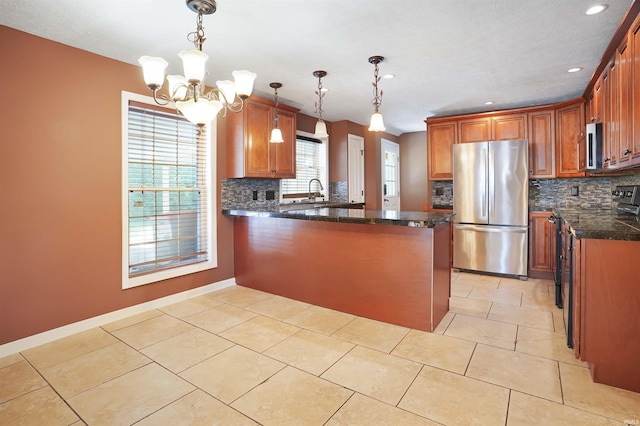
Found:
2,272 -> 640,425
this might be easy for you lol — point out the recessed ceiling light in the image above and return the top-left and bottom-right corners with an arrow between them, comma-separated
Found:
568,67 -> 582,73
320,87 -> 329,92
586,4 -> 608,15
382,74 -> 395,79
484,101 -> 494,105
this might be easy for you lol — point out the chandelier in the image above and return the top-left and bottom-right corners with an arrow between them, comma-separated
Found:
313,70 -> 329,139
368,55 -> 385,132
138,0 -> 256,127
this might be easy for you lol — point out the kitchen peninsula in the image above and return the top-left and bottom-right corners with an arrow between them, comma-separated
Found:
223,207 -> 454,332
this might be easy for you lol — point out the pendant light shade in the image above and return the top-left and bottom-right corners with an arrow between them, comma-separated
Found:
369,112 -> 386,132
138,56 -> 168,88
232,70 -> 257,99
176,98 -> 223,127
269,82 -> 284,143
314,120 -> 329,138
179,49 -> 209,83
270,128 -> 284,143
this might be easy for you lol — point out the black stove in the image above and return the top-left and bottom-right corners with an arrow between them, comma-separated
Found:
613,185 -> 640,216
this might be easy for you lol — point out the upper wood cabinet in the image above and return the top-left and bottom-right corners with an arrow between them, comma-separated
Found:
528,110 -> 555,178
458,114 -> 526,143
632,15 -> 640,162
226,96 -> 298,178
458,117 -> 490,143
555,102 -> 586,177
427,121 -> 456,180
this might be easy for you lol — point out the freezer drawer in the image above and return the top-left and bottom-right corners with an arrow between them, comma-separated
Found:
454,224 -> 528,277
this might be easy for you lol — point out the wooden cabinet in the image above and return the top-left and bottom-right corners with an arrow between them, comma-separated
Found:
528,212 -> 555,279
459,117 -> 490,143
226,96 -> 298,178
617,36 -> 632,167
427,121 -> 456,180
573,237 -> 640,393
458,114 -> 526,143
492,114 -> 527,140
632,15 -> 640,163
555,102 -> 586,177
587,77 -> 603,124
527,110 -> 555,178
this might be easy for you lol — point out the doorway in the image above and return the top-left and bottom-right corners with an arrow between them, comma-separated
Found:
381,139 -> 400,212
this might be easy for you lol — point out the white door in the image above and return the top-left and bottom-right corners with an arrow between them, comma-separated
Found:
382,139 -> 400,211
348,134 -> 365,203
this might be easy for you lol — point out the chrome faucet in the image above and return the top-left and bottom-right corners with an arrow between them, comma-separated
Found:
308,178 -> 324,200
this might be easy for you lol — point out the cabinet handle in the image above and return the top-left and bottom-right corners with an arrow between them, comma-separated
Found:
604,157 -> 610,162
590,117 -> 596,122
623,149 -> 631,156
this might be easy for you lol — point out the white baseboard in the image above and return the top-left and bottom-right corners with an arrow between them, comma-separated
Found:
0,278 -> 236,358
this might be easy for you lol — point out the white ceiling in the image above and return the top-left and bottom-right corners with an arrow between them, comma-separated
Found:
0,0 -> 634,135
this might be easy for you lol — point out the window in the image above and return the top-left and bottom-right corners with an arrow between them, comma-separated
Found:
281,133 -> 328,200
121,92 -> 216,289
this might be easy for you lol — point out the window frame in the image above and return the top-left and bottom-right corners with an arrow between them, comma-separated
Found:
121,91 -> 217,289
280,130 -> 329,202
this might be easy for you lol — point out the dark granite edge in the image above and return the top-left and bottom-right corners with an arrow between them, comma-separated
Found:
543,207 -> 640,241
222,208 -> 455,228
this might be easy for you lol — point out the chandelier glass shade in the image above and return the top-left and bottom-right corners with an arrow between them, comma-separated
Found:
368,55 -> 386,132
138,0 -> 256,127
269,82 -> 284,143
313,70 -> 329,139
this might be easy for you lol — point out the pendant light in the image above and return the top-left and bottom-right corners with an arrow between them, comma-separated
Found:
368,55 -> 386,132
269,83 -> 284,143
313,70 -> 329,139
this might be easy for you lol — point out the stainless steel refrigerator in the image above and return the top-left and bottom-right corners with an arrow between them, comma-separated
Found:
452,139 -> 528,278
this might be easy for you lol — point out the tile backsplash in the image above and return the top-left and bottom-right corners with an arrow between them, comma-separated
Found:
431,175 -> 640,210
221,179 -> 347,210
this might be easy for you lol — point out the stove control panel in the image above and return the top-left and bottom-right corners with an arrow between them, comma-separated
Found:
614,185 -> 640,215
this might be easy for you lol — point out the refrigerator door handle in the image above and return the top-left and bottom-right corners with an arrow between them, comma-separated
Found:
455,224 -> 527,233
481,148 -> 487,218
489,146 -> 495,218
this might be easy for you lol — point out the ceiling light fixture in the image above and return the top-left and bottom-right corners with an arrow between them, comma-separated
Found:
485,101 -> 495,105
138,0 -> 256,127
368,55 -> 386,132
269,83 -> 284,143
313,70 -> 329,139
568,67 -> 583,73
586,4 -> 608,15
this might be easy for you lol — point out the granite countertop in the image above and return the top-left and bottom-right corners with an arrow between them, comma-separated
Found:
532,207 -> 640,241
223,207 -> 455,228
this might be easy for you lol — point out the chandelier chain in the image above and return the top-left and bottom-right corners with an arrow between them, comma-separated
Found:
371,61 -> 383,112
187,11 -> 206,51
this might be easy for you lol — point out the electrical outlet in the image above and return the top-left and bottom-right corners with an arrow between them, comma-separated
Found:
571,186 -> 579,196
266,190 -> 275,200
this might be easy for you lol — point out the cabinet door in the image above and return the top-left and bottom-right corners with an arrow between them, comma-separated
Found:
618,37 -> 632,166
527,110 -> 555,178
556,102 -> 586,177
492,114 -> 527,140
459,118 -> 490,143
428,121 -> 456,180
631,16 -> 640,163
528,213 -> 555,279
272,109 -> 296,178
588,79 -> 602,124
244,100 -> 273,177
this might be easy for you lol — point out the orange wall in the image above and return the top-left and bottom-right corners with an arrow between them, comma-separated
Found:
0,26 -> 235,345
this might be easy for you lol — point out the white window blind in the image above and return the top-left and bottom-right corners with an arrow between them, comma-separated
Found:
126,100 -> 209,277
281,136 -> 327,196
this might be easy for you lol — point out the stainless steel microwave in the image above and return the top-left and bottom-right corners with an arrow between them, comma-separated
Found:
585,123 -> 603,170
